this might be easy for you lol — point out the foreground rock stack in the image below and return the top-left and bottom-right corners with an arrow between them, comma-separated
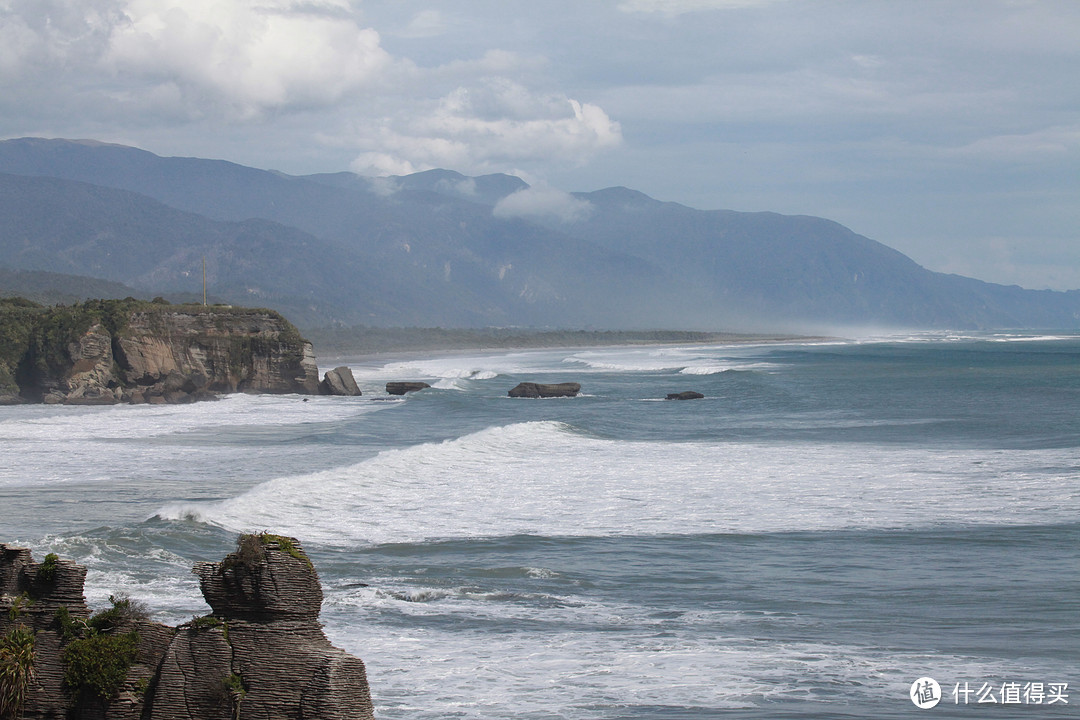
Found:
0,536 -> 375,720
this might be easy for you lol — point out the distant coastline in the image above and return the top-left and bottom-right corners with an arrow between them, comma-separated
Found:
304,325 -> 830,360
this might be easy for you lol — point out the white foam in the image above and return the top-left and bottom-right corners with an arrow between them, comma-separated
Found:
319,605 -> 1048,719
678,362 -> 773,375
157,421 -> 1080,545
0,394 -> 388,490
852,330 -> 1080,345
564,347 -> 780,375
32,534 -> 206,624
347,352 -> 558,388
0,393 -> 377,442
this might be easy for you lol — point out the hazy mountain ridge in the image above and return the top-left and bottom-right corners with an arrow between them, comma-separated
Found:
0,137 -> 1077,330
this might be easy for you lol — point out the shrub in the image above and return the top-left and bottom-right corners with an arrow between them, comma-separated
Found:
55,606 -> 85,643
189,615 -> 223,630
36,553 -> 59,583
0,625 -> 36,720
257,533 -> 312,569
5,595 -> 31,622
58,595 -> 145,702
228,532 -> 313,571
223,673 -> 247,720
86,595 -> 148,634
61,632 -> 139,701
232,534 -> 265,569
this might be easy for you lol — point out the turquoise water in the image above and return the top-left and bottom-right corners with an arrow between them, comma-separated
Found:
2,332 -> 1078,718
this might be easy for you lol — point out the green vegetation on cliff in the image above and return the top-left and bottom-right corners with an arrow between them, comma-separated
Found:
0,624 -> 36,720
59,596 -> 145,702
0,298 -> 38,393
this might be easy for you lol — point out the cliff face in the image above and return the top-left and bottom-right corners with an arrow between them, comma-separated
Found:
1,299 -> 321,404
0,536 -> 375,720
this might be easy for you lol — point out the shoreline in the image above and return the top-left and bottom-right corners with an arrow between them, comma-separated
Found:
304,326 -> 835,364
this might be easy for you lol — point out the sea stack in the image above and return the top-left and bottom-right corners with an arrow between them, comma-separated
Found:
320,366 -> 362,396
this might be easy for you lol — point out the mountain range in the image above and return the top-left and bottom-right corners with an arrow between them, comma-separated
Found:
0,137 -> 1076,331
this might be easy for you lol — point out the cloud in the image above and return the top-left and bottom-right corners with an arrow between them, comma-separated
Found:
0,0 -> 119,77
364,175 -> 401,197
946,125 -> 1080,163
0,0 -> 395,119
104,0 -> 392,117
493,185 -> 593,223
348,78 -> 622,176
0,1 -> 622,182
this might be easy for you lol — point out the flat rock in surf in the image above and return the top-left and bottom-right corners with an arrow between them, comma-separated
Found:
666,391 -> 705,400
386,381 -> 431,395
508,382 -> 581,398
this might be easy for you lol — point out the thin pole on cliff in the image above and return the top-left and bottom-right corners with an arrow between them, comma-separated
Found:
202,256 -> 207,306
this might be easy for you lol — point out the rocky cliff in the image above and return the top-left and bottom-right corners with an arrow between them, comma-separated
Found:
0,536 -> 375,720
0,298 -> 321,404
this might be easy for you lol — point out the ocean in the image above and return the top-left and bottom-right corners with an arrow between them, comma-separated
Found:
2,332 -> 1078,718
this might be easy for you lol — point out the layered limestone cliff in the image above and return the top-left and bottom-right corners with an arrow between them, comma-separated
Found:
0,536 -> 375,720
1,299 -> 321,404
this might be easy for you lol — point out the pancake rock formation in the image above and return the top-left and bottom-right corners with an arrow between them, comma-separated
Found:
0,536 -> 375,720
508,382 -> 581,398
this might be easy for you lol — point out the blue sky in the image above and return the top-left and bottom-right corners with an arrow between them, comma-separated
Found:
1,0 -> 1077,289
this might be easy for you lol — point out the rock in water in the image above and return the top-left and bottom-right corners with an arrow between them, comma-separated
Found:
666,391 -> 705,400
0,537 -> 376,720
320,366 -> 362,396
386,381 -> 431,395
508,382 -> 581,398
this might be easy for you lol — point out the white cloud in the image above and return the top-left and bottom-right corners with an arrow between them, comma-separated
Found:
946,125 -> 1080,163
351,152 -> 419,177
0,0 -> 119,77
0,0 -> 396,119
364,175 -> 401,197
347,78 -> 622,176
0,0 -> 623,181
0,14 -> 36,76
104,0 -> 392,116
493,185 -> 592,223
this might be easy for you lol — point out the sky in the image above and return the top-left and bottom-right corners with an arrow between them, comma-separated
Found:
1,0 -> 1078,289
